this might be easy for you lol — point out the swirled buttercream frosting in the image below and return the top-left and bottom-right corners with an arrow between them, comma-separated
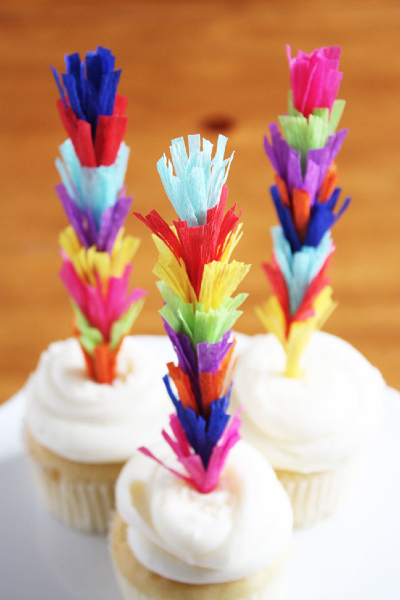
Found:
25,337 -> 170,463
234,332 -> 385,473
115,440 -> 293,584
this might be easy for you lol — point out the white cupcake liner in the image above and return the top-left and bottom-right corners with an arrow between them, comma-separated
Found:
31,461 -> 115,534
276,458 -> 360,528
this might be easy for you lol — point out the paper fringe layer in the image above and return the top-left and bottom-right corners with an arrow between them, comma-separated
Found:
136,135 -> 249,492
53,47 -> 145,382
52,47 -> 128,167
259,45 -> 350,377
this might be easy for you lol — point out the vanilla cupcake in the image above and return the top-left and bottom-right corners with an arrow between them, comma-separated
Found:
234,332 -> 384,527
111,440 -> 293,600
25,336 -> 170,533
113,133 -> 293,596
235,45 -> 385,526
23,47 -> 166,533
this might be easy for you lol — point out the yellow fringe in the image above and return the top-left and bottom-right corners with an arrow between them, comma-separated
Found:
256,286 -> 337,378
59,226 -> 140,290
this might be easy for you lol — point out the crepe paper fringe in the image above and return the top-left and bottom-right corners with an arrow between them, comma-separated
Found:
158,281 -> 247,345
259,45 -> 350,377
80,339 -> 123,384
152,240 -> 249,313
280,98 -> 346,166
162,376 -> 233,467
287,45 -> 343,118
268,227 -> 335,317
52,46 -> 128,167
164,321 -> 235,418
53,47 -> 145,383
60,259 -> 146,341
59,226 -> 140,289
135,184 -> 243,299
157,134 -> 234,226
73,296 -> 144,383
270,183 -> 351,253
71,295 -> 145,355
72,296 -> 145,383
56,139 -> 130,231
262,245 -> 334,335
139,409 -> 241,494
257,287 -> 336,379
57,184 -> 133,253
136,134 -> 248,492
264,123 -> 348,209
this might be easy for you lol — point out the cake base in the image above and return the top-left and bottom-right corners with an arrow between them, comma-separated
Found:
26,429 -> 124,534
110,513 -> 288,600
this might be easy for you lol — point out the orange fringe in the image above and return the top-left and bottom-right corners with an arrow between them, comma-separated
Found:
78,338 -> 124,384
167,362 -> 198,412
166,340 -> 237,418
319,163 -> 339,203
292,189 -> 310,242
275,174 -> 290,207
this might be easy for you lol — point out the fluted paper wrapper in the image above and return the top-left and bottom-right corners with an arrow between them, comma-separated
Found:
25,429 -> 124,534
31,462 -> 115,533
110,513 -> 288,600
276,458 -> 360,528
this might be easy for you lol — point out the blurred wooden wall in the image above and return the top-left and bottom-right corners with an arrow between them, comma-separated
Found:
1,0 -> 399,401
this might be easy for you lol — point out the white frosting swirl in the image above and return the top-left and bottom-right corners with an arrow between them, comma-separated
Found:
234,332 -> 385,473
116,441 -> 293,584
25,337 -> 170,463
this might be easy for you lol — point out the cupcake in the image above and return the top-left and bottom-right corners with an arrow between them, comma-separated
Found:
234,332 -> 384,528
233,45 -> 385,527
111,441 -> 293,600
25,336 -> 169,534
24,47 -> 169,533
110,134 -> 293,599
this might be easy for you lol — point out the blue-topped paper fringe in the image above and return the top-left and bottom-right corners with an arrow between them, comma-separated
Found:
163,374 -> 232,468
56,139 -> 130,228
157,134 -> 234,226
52,46 -> 121,137
272,227 -> 334,315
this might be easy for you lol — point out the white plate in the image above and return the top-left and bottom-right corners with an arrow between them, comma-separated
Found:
1,335 -> 400,599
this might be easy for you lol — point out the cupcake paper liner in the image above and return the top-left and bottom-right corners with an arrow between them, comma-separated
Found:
276,458 -> 360,528
31,460 -> 115,534
25,429 -> 124,534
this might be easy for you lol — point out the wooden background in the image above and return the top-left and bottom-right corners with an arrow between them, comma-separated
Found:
1,0 -> 399,403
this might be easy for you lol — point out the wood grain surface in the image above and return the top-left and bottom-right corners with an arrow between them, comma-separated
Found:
1,0 -> 399,403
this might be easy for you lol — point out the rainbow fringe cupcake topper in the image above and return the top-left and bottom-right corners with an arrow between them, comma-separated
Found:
257,45 -> 351,378
52,47 -> 146,383
136,135 -> 250,493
